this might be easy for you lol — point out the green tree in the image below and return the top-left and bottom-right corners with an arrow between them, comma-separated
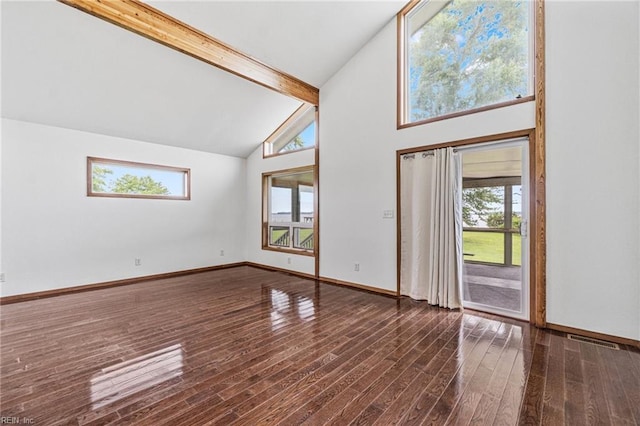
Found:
92,166 -> 113,192
462,187 -> 502,226
486,212 -> 522,229
281,135 -> 305,152
409,0 -> 529,120
112,174 -> 170,195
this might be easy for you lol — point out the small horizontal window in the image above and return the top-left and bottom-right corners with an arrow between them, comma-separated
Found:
263,104 -> 316,157
87,157 -> 190,200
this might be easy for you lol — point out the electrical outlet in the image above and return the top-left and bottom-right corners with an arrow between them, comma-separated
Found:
354,263 -> 360,272
383,210 -> 395,219
220,249 -> 225,257
135,258 -> 142,266
287,257 -> 292,265
0,273 -> 5,283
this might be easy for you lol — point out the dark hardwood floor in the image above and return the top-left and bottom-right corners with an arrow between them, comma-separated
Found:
1,266 -> 638,425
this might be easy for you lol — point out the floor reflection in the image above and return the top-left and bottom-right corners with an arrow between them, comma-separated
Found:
449,315 -> 526,403
296,295 -> 316,320
90,344 -> 184,409
269,289 -> 290,331
266,287 -> 317,332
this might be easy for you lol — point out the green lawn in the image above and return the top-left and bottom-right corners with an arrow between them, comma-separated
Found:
463,231 -> 521,265
270,228 -> 287,243
299,229 -> 313,241
271,227 -> 511,261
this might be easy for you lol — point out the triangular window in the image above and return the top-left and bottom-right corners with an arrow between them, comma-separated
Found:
264,104 -> 316,157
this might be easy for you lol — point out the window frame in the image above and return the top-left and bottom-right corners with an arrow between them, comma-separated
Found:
87,157 -> 191,200
263,104 -> 317,158
262,165 -> 316,256
397,0 -> 536,129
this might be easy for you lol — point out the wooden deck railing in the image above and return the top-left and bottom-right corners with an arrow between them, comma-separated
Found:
269,222 -> 313,251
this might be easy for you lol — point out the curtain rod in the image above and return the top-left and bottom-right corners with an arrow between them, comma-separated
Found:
403,147 -> 460,159
401,136 -> 528,159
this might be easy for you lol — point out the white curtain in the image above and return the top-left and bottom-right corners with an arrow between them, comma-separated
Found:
400,147 -> 463,309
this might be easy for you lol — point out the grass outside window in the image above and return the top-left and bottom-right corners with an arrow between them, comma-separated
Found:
463,231 -> 521,266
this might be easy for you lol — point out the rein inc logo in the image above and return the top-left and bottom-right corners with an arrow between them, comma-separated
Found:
0,418 -> 34,424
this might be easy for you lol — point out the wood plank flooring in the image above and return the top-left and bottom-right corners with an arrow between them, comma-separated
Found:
1,266 -> 638,425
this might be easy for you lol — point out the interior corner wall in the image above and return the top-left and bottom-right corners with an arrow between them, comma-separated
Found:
545,1 -> 640,341
319,2 -> 639,341
1,118 -> 247,297
245,145 -> 315,275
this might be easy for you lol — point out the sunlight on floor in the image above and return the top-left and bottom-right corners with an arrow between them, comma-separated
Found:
90,344 -> 184,409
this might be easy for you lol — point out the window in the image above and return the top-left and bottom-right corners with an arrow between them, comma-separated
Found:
399,0 -> 533,125
263,104 -> 316,157
263,167 -> 315,254
87,157 -> 190,200
462,177 -> 522,266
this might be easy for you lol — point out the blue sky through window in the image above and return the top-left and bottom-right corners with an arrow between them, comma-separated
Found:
279,121 -> 315,153
271,187 -> 314,214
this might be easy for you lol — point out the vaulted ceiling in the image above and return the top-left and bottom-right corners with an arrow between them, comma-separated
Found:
1,0 -> 405,158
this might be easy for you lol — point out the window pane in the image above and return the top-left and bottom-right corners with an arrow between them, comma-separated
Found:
293,227 -> 314,249
299,184 -> 314,218
512,185 -> 522,230
279,122 -> 316,153
512,233 -> 522,266
511,185 -> 522,266
88,157 -> 189,200
462,186 -> 504,228
407,0 -> 531,122
270,226 -> 290,247
263,168 -> 314,253
264,104 -> 316,156
463,230 -> 505,264
270,187 -> 292,222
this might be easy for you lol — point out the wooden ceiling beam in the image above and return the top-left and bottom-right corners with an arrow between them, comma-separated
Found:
58,0 -> 319,105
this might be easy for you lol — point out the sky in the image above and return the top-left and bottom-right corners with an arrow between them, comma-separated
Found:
271,187 -> 314,214
298,122 -> 315,148
279,121 -> 315,153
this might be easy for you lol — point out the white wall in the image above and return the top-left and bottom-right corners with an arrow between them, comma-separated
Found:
545,1 -> 640,341
319,19 -> 534,292
1,119 -> 247,297
318,2 -> 640,340
245,146 -> 315,275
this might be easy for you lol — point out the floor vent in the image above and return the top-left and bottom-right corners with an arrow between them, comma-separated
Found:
567,334 -> 619,350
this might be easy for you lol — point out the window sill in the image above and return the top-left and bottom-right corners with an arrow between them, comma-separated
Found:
263,146 -> 315,159
261,245 -> 315,257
